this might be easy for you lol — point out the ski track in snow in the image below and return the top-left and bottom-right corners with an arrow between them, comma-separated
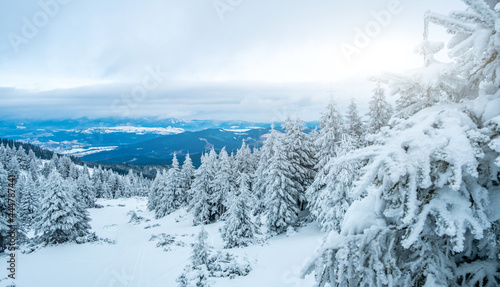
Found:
0,197 -> 322,287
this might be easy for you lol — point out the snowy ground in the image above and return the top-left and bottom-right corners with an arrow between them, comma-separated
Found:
1,197 -> 323,287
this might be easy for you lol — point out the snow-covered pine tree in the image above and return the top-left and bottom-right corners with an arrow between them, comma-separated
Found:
76,173 -> 96,208
307,133 -> 362,232
314,97 -> 344,172
35,168 -> 91,244
19,174 -> 39,228
41,153 -> 58,178
303,105 -> 499,286
108,173 -> 126,199
303,3 -> 500,285
189,154 -> 214,225
147,169 -> 161,211
15,146 -> 29,170
235,140 -> 256,190
307,99 -> 346,222
57,156 -> 72,179
180,153 -> 195,205
210,148 -> 236,220
155,155 -> 184,218
426,0 -> 500,95
346,98 -> 364,146
6,156 -> 20,177
253,125 -> 280,216
367,81 -> 393,134
263,138 -> 299,236
220,172 -> 257,248
177,226 -> 212,287
282,115 -> 317,210
385,35 -> 466,118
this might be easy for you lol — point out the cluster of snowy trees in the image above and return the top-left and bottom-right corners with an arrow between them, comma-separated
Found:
300,1 -> 500,286
177,227 -> 252,287
148,82 -> 392,249
0,143 -> 151,250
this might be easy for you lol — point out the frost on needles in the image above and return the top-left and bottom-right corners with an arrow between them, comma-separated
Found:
302,1 -> 500,286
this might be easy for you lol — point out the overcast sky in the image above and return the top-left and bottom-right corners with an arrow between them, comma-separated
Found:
0,0 -> 465,122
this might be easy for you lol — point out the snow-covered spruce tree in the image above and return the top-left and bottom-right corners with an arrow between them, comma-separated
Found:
282,115 -> 317,210
189,154 -> 214,225
367,81 -> 393,134
385,29 -> 467,119
307,98 -> 346,221
35,168 -> 91,245
57,156 -> 72,179
6,156 -> 20,177
76,172 -> 96,208
307,134 -> 362,233
18,174 -> 40,229
346,98 -> 364,146
155,155 -> 184,218
177,226 -> 212,287
314,97 -> 344,172
235,140 -> 256,191
426,0 -> 500,95
302,3 -> 500,284
263,138 -> 299,236
253,125 -> 280,216
15,146 -> 29,170
108,173 -> 126,199
180,153 -> 195,205
147,169 -> 161,211
303,105 -> 500,286
210,148 -> 236,220
220,172 -> 257,248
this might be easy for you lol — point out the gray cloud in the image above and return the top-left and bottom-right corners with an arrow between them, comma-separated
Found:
0,0 -> 464,121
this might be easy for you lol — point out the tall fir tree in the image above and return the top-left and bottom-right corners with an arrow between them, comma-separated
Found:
263,139 -> 299,236
282,115 -> 317,210
189,154 -> 214,225
253,125 -> 280,215
367,82 -> 393,134
345,98 -> 364,146
155,155 -> 184,218
220,172 -> 258,248
314,97 -> 344,171
210,148 -> 236,220
35,169 -> 91,244
180,153 -> 195,206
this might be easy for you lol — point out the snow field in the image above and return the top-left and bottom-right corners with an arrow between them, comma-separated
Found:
3,197 -> 322,287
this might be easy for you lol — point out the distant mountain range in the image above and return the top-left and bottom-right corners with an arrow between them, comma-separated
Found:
0,117 -> 319,167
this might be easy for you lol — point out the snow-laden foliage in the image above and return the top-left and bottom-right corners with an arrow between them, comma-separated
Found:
345,98 -> 364,146
210,147 -> 236,219
189,154 -> 215,225
282,115 -> 317,210
303,102 -> 500,286
426,0 -> 500,94
367,82 -> 393,134
307,134 -> 362,232
253,125 -> 280,216
386,42 -> 467,118
35,169 -> 92,245
180,153 -> 195,205
314,98 -> 344,172
220,173 -> 258,248
155,155 -> 185,218
263,138 -> 300,236
178,227 -> 251,286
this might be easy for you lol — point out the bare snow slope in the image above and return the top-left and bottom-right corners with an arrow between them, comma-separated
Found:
2,197 -> 322,287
